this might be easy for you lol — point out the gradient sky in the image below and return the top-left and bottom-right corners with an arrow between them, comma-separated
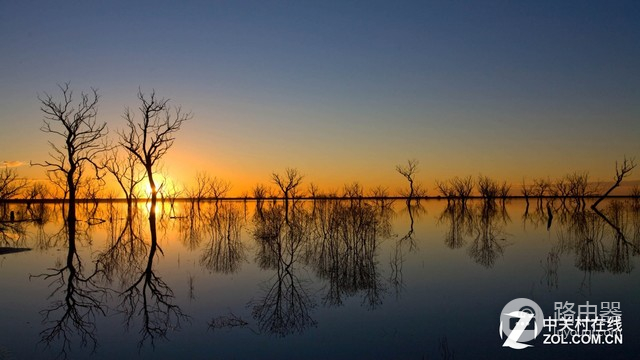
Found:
1,1 -> 639,195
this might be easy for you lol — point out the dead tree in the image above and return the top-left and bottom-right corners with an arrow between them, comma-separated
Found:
116,90 -> 190,347
592,157 -> 637,210
396,159 -> 419,201
498,181 -> 511,201
33,83 -> 107,226
452,176 -> 474,201
308,183 -> 320,199
477,175 -> 499,199
435,180 -> 454,198
187,172 -> 213,203
104,148 -> 145,212
119,89 -> 191,214
0,167 -> 27,201
272,168 -> 303,220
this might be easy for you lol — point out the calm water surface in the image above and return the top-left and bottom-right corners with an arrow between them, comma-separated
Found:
0,198 -> 639,359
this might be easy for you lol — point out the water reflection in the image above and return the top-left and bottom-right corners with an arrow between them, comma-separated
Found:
97,204 -> 147,289
558,201 -> 638,274
309,199 -> 389,309
0,198 -> 638,358
31,205 -> 106,358
437,199 -> 509,268
251,203 -> 317,336
200,202 -> 245,274
117,201 -> 189,348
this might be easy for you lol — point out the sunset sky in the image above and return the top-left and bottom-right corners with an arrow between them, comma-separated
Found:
1,1 -> 638,195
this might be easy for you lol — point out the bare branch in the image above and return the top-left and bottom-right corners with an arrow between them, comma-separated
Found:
592,157 -> 637,210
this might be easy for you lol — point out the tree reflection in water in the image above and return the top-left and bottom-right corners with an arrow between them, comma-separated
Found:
550,200 -> 640,291
251,203 -> 317,336
97,204 -> 147,288
438,200 -> 473,250
467,200 -> 509,268
118,201 -> 189,348
31,206 -> 106,359
310,198 -> 388,309
200,202 -> 245,274
17,198 -> 640,357
245,197 -> 393,335
438,199 -> 509,268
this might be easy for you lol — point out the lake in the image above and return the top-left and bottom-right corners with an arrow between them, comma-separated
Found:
0,198 -> 639,359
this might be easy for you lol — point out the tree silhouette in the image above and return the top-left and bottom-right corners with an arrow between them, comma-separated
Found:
119,89 -> 191,208
396,159 -> 419,200
103,148 -> 145,211
33,83 -> 107,225
118,89 -> 190,348
272,167 -> 303,220
0,167 -> 27,201
592,157 -> 636,210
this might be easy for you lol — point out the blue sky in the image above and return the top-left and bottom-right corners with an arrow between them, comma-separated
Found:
1,1 -> 638,194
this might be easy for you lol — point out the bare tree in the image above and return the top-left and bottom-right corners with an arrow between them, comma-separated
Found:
520,178 -> 534,206
117,90 -> 190,337
210,177 -> 231,200
0,167 -> 27,201
187,172 -> 213,202
25,182 -> 49,202
592,157 -> 637,210
104,148 -> 145,211
396,159 -> 419,199
187,172 -> 230,206
566,172 -> 594,198
343,182 -> 364,199
498,181 -> 511,200
452,176 -> 474,200
553,177 -> 570,199
116,92 -> 192,349
477,175 -> 499,199
119,89 -> 191,212
435,180 -> 454,199
307,182 -> 320,199
533,178 -> 552,198
33,83 -> 107,226
370,185 -> 389,199
272,168 -> 303,220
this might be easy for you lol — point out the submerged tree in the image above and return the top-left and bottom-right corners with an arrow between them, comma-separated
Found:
0,167 -> 27,201
33,83 -> 107,219
272,167 -> 303,220
452,176 -> 474,202
119,89 -> 191,208
396,159 -> 419,200
104,148 -> 145,211
117,90 -> 190,347
592,157 -> 637,210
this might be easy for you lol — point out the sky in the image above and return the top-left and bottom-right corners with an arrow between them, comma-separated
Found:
1,1 -> 639,196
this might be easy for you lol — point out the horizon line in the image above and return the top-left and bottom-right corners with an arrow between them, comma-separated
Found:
1,194 -> 639,204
